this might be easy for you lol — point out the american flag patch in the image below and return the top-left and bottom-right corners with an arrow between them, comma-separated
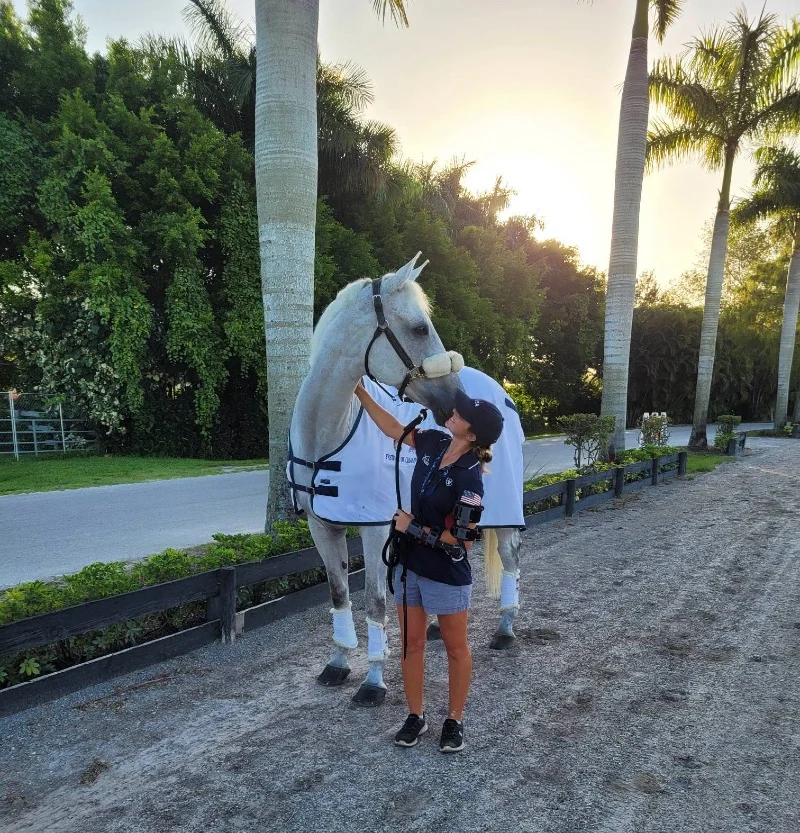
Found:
459,490 -> 482,507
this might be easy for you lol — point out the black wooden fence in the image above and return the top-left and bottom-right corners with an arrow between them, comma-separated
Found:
0,451 -> 689,717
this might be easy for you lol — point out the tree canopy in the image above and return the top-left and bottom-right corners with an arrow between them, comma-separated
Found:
1,0 -> 603,454
1,0 -> 795,456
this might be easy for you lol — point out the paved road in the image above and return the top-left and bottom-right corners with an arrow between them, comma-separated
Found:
0,423 -> 769,587
0,471 -> 270,588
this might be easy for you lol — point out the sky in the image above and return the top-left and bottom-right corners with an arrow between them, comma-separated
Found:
11,0 -> 800,285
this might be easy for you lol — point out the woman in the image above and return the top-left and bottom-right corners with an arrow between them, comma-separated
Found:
355,381 -> 504,752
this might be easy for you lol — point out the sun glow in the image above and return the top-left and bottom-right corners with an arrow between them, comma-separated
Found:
465,153 -> 606,268
417,106 -> 614,272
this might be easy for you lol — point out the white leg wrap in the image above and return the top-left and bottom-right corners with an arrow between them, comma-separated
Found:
500,570 -> 520,611
332,605 -> 358,649
367,618 -> 389,662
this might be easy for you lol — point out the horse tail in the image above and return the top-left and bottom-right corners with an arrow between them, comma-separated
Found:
482,527 -> 502,600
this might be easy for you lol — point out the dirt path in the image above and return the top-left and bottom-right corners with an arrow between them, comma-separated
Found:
2,439 -> 799,833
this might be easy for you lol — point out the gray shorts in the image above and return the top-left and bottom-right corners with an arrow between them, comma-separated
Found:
393,566 -> 472,615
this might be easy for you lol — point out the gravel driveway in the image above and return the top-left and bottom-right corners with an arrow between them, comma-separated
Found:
2,438 -> 799,833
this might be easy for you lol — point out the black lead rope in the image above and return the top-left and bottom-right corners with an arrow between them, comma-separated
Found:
381,409 -> 428,660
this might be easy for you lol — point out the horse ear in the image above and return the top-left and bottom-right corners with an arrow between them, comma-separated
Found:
382,252 -> 429,292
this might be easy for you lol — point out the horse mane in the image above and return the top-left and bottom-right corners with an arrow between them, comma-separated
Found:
310,275 -> 431,366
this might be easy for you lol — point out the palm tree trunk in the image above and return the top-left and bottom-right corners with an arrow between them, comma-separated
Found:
600,0 -> 649,459
774,218 -> 800,428
689,150 -> 735,450
255,0 -> 319,530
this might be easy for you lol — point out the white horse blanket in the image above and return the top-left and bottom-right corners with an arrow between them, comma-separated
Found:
290,367 -> 525,527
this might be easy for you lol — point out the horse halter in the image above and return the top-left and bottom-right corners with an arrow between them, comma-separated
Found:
363,277 -> 426,399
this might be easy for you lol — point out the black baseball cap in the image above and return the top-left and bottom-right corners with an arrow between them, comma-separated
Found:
454,389 -> 504,447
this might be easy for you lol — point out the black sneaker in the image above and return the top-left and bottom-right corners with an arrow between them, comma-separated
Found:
439,719 -> 464,753
394,713 -> 428,747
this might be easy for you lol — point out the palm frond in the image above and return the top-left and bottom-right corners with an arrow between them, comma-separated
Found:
734,141 -> 800,227
645,121 -> 722,171
751,145 -> 800,203
183,0 -> 251,60
727,8 -> 777,106
763,18 -> 800,92
224,58 -> 255,109
649,58 -> 724,126
753,144 -> 800,181
317,61 -> 374,114
650,0 -> 683,43
685,28 -> 731,82
749,89 -> 800,140
361,120 -> 398,153
371,0 -> 409,27
732,191 -> 785,224
138,34 -> 196,85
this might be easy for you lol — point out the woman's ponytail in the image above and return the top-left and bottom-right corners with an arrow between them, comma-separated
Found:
475,445 -> 492,472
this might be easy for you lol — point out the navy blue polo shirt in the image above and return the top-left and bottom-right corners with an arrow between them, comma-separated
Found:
405,429 -> 484,587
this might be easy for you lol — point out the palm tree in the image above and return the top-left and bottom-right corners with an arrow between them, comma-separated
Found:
255,0 -> 408,528
600,0 -> 684,459
733,145 -> 800,428
647,10 -> 800,449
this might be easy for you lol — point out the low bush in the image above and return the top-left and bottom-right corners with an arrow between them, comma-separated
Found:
556,413 -> 616,469
713,432 -> 738,452
618,445 -> 680,465
0,521 -> 363,690
748,424 -> 795,438
716,414 -> 742,435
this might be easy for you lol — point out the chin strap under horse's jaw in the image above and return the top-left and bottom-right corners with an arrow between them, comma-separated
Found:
364,276 -> 464,399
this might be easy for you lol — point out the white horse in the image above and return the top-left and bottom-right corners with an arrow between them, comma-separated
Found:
288,254 -> 464,706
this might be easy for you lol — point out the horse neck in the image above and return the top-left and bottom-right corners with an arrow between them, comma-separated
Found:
292,356 -> 363,461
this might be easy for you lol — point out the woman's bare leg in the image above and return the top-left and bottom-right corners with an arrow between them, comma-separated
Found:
396,604 -> 428,715
437,610 -> 471,720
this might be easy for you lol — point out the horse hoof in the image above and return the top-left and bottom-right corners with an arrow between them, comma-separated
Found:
317,664 -> 351,687
490,632 -> 515,651
426,622 -> 442,641
351,683 -> 387,707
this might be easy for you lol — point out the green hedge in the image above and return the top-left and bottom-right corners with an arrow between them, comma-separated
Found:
522,446 -> 681,515
0,521 -> 364,690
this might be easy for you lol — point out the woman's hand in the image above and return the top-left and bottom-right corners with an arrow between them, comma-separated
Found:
393,510 -> 413,533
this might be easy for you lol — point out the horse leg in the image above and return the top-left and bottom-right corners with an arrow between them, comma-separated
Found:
308,516 -> 356,686
352,525 -> 391,707
490,527 -> 522,650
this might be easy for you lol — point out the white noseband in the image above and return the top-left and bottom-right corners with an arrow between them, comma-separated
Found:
421,350 -> 465,378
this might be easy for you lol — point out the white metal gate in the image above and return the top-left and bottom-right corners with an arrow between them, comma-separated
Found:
0,392 -> 98,459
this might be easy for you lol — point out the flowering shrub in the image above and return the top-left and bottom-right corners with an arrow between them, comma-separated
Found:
30,297 -> 128,433
641,414 -> 670,446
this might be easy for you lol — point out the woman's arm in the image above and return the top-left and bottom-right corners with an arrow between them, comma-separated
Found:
354,381 -> 415,446
395,511 -> 476,551
438,525 -> 477,551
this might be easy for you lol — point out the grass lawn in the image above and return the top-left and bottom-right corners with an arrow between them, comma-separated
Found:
684,451 -> 733,475
0,454 -> 269,496
525,431 -> 563,440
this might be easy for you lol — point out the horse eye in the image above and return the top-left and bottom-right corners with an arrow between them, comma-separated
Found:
413,324 -> 429,337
